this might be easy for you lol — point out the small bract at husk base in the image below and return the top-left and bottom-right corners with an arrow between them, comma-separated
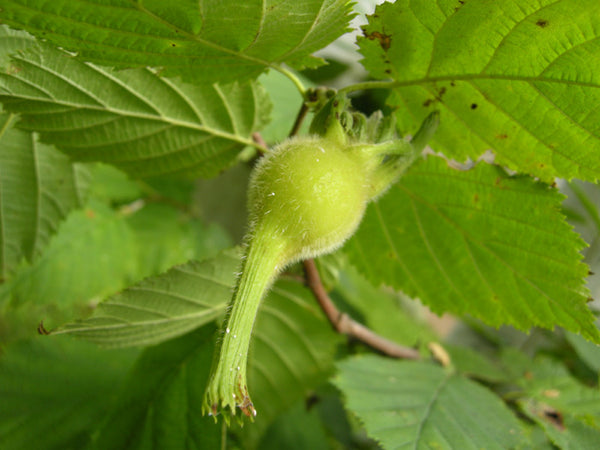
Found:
203,94 -> 439,422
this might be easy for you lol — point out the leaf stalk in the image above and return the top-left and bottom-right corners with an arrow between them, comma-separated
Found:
272,65 -> 307,96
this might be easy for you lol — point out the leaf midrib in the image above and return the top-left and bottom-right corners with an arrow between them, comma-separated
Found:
53,304 -> 225,334
411,372 -> 452,450
133,0 -> 278,68
391,73 -> 600,90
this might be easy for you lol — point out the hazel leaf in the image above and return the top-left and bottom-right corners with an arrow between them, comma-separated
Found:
51,249 -> 240,347
0,40 -> 271,179
346,156 -> 600,343
0,0 -> 354,84
359,0 -> 600,182
334,355 -> 525,449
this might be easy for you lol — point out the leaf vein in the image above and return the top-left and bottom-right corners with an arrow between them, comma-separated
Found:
125,286 -> 220,308
479,0 -> 563,74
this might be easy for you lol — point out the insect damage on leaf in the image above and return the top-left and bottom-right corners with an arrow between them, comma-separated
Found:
362,30 -> 392,51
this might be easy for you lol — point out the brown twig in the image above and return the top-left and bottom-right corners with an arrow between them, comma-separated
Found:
303,259 -> 420,360
289,102 -> 309,137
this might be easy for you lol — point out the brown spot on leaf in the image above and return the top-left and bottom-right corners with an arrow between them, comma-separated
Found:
496,133 -> 508,139
471,103 -> 478,110
305,394 -> 320,411
423,86 -> 449,107
527,400 -> 565,431
364,30 -> 392,51
543,406 -> 565,430
473,193 -> 479,203
536,19 -> 549,28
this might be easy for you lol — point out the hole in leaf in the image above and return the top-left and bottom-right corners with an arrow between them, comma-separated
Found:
536,19 -> 549,28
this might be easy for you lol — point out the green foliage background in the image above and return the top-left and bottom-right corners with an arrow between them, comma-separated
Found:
1,1 -> 600,449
